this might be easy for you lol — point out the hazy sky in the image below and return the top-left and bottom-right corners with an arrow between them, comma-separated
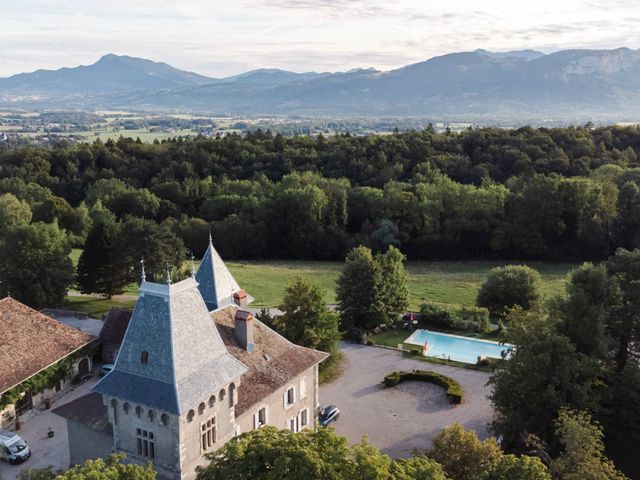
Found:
1,0 -> 639,78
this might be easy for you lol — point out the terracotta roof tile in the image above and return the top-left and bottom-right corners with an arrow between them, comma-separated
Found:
0,297 -> 95,394
212,306 -> 328,416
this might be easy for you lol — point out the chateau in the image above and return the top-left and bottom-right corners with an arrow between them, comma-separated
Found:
55,238 -> 328,480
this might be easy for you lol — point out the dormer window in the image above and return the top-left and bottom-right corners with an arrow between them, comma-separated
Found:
141,351 -> 149,364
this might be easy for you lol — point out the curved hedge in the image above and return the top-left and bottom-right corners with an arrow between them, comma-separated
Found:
383,370 -> 463,404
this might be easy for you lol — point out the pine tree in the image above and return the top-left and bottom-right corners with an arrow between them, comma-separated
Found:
77,210 -> 129,298
336,246 -> 384,338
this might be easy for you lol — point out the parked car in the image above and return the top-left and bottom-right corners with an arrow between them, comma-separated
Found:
319,405 -> 340,427
0,429 -> 31,464
100,364 -> 115,376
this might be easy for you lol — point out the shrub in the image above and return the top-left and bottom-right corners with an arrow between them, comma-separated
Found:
476,265 -> 542,316
419,303 -> 458,328
383,370 -> 463,404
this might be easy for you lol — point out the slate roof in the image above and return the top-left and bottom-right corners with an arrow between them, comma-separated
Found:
0,297 -> 95,394
98,308 -> 132,344
212,306 -> 329,416
52,393 -> 112,434
196,238 -> 252,311
93,278 -> 247,415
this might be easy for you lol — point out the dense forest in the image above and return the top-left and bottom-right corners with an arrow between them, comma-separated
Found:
1,125 -> 640,264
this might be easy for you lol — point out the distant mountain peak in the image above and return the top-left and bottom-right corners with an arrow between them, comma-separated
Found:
474,48 -> 546,61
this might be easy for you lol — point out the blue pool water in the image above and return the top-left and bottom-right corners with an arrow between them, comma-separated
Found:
405,329 -> 512,364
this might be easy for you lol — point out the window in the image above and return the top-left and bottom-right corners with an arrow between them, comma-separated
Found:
140,351 -> 149,364
161,413 -> 170,427
208,395 -> 216,408
198,402 -> 206,415
148,410 -> 155,422
229,383 -> 236,407
300,408 -> 308,428
201,416 -> 216,452
135,406 -> 142,418
123,403 -> 130,415
299,377 -> 307,399
136,428 -> 155,460
255,407 -> 267,428
219,389 -> 226,402
284,386 -> 295,408
187,409 -> 195,422
288,416 -> 299,432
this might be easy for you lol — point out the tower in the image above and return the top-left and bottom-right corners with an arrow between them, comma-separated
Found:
195,235 -> 251,311
93,276 -> 247,479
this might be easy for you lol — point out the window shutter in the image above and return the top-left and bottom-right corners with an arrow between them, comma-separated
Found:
253,413 -> 258,429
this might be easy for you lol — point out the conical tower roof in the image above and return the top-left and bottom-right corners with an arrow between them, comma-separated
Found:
196,236 -> 251,311
94,277 -> 247,414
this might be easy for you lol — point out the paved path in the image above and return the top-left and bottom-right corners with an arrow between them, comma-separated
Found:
2,379 -> 99,479
319,343 -> 494,458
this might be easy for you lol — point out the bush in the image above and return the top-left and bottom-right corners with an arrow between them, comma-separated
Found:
419,303 -> 458,328
383,370 -> 463,404
476,265 -> 542,316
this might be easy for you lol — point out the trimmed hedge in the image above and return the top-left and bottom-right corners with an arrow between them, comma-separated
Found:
383,370 -> 463,404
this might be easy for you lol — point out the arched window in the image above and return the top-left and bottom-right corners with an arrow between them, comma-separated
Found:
148,410 -> 155,422
229,383 -> 236,407
208,395 -> 216,408
219,389 -> 226,402
135,406 -> 143,418
123,403 -> 130,415
198,402 -> 206,415
161,413 -> 170,427
187,409 -> 195,422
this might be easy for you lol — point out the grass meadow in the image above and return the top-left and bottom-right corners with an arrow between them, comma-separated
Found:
64,249 -> 577,317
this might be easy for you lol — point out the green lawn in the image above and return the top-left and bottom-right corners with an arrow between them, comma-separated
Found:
60,295 -> 136,318
64,255 -> 578,317
227,260 -> 576,310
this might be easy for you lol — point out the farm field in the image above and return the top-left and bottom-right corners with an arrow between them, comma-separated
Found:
63,252 -> 577,317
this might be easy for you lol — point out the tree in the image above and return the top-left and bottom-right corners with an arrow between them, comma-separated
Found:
606,248 -> 640,372
376,246 -> 409,323
277,277 -> 340,357
390,456 -> 447,480
0,192 -> 32,232
77,209 -> 130,297
553,409 -> 627,480
196,426 -> 354,480
476,265 -> 542,316
0,222 -> 73,308
482,454 -> 551,480
489,309 -> 601,449
554,263 -> 619,358
429,424 -> 502,480
336,246 -> 384,338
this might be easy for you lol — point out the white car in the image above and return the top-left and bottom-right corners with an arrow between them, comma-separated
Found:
0,429 -> 31,464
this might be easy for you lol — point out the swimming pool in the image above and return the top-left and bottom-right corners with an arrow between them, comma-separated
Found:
404,329 -> 512,364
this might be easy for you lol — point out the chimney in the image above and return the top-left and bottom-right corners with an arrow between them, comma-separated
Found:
234,310 -> 255,352
233,289 -> 249,307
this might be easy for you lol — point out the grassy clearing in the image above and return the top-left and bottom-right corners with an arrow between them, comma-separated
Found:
59,295 -> 136,318
227,260 -> 576,310
64,253 -> 577,318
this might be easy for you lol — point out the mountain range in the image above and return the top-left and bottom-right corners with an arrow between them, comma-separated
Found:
1,48 -> 640,121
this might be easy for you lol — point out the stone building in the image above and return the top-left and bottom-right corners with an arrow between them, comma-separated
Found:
55,238 -> 328,479
0,297 -> 96,429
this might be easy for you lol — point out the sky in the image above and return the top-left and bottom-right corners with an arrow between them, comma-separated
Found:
1,0 -> 639,78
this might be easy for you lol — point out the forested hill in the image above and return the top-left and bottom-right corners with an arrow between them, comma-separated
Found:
1,125 -> 640,264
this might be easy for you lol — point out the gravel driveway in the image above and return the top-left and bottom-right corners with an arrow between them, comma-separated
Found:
319,343 -> 495,457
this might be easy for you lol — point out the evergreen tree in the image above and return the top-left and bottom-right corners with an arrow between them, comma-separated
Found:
376,245 -> 409,323
336,246 -> 384,338
77,209 -> 129,297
